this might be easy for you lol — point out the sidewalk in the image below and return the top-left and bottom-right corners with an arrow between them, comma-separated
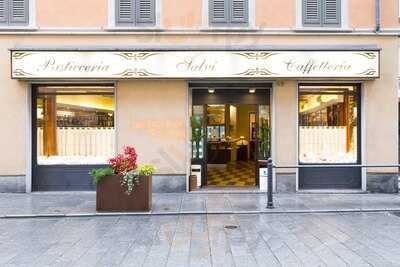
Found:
1,192 -> 400,218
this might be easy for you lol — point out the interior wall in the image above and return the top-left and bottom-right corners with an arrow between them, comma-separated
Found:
116,80 -> 187,174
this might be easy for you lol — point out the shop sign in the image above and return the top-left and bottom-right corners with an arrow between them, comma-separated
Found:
11,50 -> 379,79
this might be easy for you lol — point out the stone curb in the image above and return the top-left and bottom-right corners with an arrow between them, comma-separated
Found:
1,208 -> 400,219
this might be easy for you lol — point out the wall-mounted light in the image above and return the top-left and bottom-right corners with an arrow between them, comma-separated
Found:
249,88 -> 256,94
208,89 -> 215,94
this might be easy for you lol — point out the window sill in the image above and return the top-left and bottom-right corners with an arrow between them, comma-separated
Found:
105,26 -> 162,32
199,27 -> 257,32
0,26 -> 38,31
293,27 -> 353,33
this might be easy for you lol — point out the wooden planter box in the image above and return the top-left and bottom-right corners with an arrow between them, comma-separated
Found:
96,175 -> 152,212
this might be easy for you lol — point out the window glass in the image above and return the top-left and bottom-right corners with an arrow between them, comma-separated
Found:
299,85 -> 359,164
36,86 -> 115,165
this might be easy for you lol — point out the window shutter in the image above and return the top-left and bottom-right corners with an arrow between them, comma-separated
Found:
303,0 -> 321,26
210,0 -> 228,24
323,0 -> 340,26
9,0 -> 28,25
116,0 -> 134,25
231,0 -> 248,24
0,0 -> 7,24
136,0 -> 155,25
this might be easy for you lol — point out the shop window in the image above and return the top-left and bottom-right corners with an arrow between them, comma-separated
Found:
299,85 -> 359,164
209,0 -> 249,27
116,0 -> 156,26
0,0 -> 29,26
35,86 -> 115,165
302,0 -> 341,27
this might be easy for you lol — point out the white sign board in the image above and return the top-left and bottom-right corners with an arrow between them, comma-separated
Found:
11,50 -> 379,79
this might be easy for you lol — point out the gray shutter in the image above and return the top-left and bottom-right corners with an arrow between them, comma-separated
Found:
9,0 -> 28,25
116,0 -> 134,25
323,0 -> 340,26
136,0 -> 155,25
210,0 -> 229,24
231,0 -> 248,24
0,0 -> 7,24
303,0 -> 321,26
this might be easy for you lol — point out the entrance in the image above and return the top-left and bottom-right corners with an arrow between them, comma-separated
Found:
191,83 -> 271,189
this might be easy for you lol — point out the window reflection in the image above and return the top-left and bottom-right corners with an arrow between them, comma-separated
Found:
299,85 -> 359,164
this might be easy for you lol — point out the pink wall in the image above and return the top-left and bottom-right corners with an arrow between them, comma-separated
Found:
381,0 -> 400,28
256,0 -> 294,28
36,0 -> 108,28
162,0 -> 202,28
349,0 -> 375,28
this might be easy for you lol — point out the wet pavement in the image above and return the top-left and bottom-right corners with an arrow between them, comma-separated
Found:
0,192 -> 399,217
2,212 -> 400,266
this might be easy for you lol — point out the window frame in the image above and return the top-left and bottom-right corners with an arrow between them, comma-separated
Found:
110,0 -> 160,29
204,0 -> 255,29
297,0 -> 348,30
32,84 -> 117,167
0,0 -> 35,29
297,83 -> 362,166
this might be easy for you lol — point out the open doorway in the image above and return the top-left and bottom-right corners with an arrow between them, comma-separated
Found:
206,104 -> 257,187
191,84 -> 271,189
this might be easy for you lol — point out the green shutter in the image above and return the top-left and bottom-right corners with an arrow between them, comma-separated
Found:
0,0 -> 7,24
116,0 -> 134,25
323,0 -> 340,26
210,0 -> 229,24
231,0 -> 248,24
303,0 -> 321,26
9,0 -> 28,25
136,0 -> 155,25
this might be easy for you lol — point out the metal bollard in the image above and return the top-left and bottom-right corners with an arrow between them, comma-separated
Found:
267,158 -> 274,209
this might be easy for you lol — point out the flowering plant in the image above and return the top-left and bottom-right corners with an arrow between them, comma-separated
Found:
90,146 -> 155,195
109,146 -> 138,176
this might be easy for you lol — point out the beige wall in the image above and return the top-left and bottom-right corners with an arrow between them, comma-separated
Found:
349,0 -> 375,28
31,0 -> 389,30
381,0 -> 399,28
255,0 -> 294,28
116,80 -> 187,174
274,81 -> 297,173
161,0 -> 202,28
0,34 -> 397,177
36,0 -> 108,28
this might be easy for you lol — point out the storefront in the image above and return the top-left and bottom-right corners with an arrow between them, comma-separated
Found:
4,40 -> 397,193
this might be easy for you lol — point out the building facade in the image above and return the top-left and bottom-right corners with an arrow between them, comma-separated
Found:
0,0 -> 399,193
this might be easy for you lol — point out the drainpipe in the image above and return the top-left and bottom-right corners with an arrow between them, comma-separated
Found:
375,0 -> 381,32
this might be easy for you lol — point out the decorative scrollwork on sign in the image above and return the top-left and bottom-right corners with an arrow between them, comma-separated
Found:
233,52 -> 277,60
115,52 -> 158,60
235,68 -> 276,76
357,69 -> 377,76
12,69 -> 32,77
12,52 -> 32,59
116,68 -> 158,77
355,52 -> 377,60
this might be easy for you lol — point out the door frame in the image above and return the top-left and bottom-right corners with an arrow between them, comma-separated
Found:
190,84 -> 272,188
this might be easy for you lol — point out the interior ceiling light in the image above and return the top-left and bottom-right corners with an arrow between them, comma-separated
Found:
249,88 -> 256,93
208,89 -> 215,94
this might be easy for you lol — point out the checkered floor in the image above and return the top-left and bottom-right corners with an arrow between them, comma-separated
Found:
206,161 -> 256,187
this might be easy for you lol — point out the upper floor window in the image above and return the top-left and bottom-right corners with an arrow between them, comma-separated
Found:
116,0 -> 156,26
209,0 -> 249,27
0,0 -> 29,26
303,0 -> 341,27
